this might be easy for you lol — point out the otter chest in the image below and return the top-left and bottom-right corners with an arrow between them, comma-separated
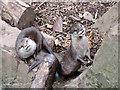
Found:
72,35 -> 89,58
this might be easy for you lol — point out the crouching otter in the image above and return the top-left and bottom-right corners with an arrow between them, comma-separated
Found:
15,27 -> 58,71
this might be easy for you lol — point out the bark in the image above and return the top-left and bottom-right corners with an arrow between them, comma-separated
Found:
1,1 -> 35,30
31,54 -> 59,88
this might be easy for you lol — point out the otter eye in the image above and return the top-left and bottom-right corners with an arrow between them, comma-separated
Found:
21,45 -> 24,48
74,29 -> 77,32
18,45 -> 23,49
26,40 -> 28,43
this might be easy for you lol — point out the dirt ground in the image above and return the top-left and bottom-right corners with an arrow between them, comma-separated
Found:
31,2 -> 116,58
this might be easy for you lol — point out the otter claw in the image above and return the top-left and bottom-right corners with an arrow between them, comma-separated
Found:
77,58 -> 88,64
77,58 -> 93,65
28,60 -> 43,72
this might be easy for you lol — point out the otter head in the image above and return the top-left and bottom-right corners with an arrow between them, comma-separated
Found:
16,38 -> 37,59
70,23 -> 86,37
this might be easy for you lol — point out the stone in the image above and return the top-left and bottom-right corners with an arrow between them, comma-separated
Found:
0,18 -> 34,88
53,17 -> 63,33
1,50 -> 34,88
92,2 -> 119,33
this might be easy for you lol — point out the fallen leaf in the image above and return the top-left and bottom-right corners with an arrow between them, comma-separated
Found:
79,13 -> 83,18
88,40 -> 92,48
45,23 -> 53,29
66,34 -> 70,39
61,50 -> 66,54
63,40 -> 71,47
88,35 -> 94,40
63,22 -> 67,25
89,2 -> 96,5
55,39 -> 61,46
83,11 -> 93,21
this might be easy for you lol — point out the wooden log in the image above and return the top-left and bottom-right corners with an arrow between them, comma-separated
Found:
31,54 -> 59,88
1,1 -> 35,30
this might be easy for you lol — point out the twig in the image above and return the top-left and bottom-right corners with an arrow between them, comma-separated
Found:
95,10 -> 98,19
35,0 -> 48,10
69,15 -> 81,21
15,0 -> 30,8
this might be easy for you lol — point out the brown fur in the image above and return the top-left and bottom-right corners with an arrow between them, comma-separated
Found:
60,23 -> 93,76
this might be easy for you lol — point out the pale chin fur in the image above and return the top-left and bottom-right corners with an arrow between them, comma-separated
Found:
18,39 -> 36,59
73,30 -> 85,37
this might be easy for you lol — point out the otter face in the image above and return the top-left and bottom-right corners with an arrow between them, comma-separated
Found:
70,23 -> 86,37
17,38 -> 36,59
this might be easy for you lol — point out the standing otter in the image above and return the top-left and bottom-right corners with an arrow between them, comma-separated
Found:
15,27 -> 58,71
60,23 -> 93,76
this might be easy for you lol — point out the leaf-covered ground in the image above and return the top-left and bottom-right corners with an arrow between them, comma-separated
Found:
31,2 -> 116,58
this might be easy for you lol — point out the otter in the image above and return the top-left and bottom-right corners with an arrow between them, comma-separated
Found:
15,27 -> 58,71
15,37 -> 37,59
60,23 -> 93,76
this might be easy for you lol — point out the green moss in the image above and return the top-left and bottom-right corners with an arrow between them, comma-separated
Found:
96,81 -> 102,88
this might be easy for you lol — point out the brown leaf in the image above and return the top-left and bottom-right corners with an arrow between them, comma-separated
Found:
45,23 -> 53,29
53,16 -> 63,32
79,13 -> 83,18
88,35 -> 94,40
88,40 -> 92,48
63,40 -> 70,48
63,22 -> 67,25
55,39 -> 61,46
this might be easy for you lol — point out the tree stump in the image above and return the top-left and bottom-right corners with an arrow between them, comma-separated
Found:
1,1 -> 35,30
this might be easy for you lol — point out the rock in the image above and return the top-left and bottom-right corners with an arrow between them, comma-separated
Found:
83,11 -> 93,21
53,17 -> 63,32
92,2 -> 119,33
41,32 -> 55,48
83,35 -> 118,88
0,18 -> 20,47
0,17 -> 20,56
0,18 -> 34,88
1,50 -> 34,88
0,50 -> 2,90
